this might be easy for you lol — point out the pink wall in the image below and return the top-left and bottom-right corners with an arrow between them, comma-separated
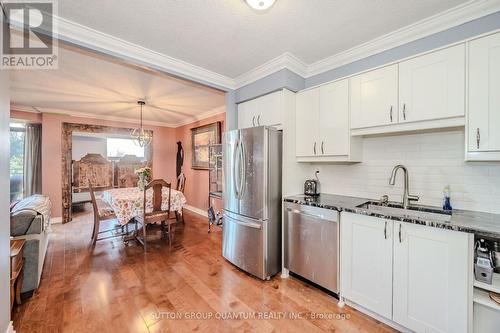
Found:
12,111 -> 177,217
11,110 -> 42,123
175,113 -> 225,211
11,110 -> 226,216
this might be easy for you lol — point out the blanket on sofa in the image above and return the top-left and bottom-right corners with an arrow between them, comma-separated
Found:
11,194 -> 51,230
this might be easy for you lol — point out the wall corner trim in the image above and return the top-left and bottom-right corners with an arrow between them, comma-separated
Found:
234,52 -> 308,89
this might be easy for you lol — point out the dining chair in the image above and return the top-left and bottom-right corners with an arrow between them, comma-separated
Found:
88,179 -> 121,246
174,172 -> 186,223
135,179 -> 172,251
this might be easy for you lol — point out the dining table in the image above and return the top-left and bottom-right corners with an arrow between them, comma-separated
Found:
101,187 -> 187,226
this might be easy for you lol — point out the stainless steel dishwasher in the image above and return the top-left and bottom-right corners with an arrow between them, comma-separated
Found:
284,202 -> 339,293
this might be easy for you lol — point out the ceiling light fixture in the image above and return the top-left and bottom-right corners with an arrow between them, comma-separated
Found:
131,100 -> 152,147
245,0 -> 276,11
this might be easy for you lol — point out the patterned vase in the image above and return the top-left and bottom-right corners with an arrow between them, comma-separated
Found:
138,174 -> 145,191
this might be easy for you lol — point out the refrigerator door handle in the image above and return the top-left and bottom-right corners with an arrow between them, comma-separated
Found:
232,139 -> 240,198
223,212 -> 262,229
238,140 -> 246,199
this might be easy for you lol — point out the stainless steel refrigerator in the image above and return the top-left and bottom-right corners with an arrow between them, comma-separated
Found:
222,126 -> 282,280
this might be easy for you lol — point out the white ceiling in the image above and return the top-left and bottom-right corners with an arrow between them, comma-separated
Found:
58,0 -> 469,78
10,44 -> 226,127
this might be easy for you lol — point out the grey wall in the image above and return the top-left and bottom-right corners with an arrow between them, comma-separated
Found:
225,91 -> 237,130
0,67 -> 11,331
226,68 -> 305,130
226,10 -> 500,129
306,10 -> 500,88
235,69 -> 305,103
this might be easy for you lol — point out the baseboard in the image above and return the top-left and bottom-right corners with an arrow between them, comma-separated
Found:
51,216 -> 62,224
183,205 -> 208,217
344,299 -> 408,332
5,321 -> 15,333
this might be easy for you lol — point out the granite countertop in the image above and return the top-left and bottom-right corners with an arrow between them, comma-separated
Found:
284,193 -> 500,239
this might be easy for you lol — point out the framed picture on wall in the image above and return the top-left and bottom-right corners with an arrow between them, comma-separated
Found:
191,121 -> 221,170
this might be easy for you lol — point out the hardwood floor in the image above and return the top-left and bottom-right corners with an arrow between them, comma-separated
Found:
12,209 -> 396,333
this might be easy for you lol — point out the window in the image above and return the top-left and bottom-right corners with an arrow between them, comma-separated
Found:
106,138 -> 145,159
10,123 -> 25,202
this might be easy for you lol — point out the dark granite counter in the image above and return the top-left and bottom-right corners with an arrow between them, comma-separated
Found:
284,193 -> 500,239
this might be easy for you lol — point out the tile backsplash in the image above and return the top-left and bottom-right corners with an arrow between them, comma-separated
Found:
303,130 -> 500,214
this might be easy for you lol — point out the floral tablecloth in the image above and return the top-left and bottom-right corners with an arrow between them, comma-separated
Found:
101,187 -> 187,225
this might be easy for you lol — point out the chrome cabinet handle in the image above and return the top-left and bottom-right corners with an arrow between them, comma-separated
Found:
257,115 -> 261,126
398,224 -> 402,243
402,103 -> 406,120
384,221 -> 387,239
321,141 -> 324,154
313,142 -> 317,155
476,128 -> 480,149
252,116 -> 256,127
390,106 -> 393,122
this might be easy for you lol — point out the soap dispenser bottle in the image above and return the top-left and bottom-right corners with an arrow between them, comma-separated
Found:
443,185 -> 452,211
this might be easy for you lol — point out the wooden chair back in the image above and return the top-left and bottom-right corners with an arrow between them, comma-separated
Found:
115,154 -> 143,187
88,179 -> 99,220
177,172 -> 186,193
73,154 -> 113,192
143,179 -> 171,222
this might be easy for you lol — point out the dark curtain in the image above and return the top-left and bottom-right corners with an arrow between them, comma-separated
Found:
24,123 -> 42,196
176,141 -> 184,176
176,141 -> 184,187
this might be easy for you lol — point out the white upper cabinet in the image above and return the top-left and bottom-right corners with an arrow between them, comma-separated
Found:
237,90 -> 288,129
350,64 -> 398,129
399,44 -> 465,123
393,222 -> 471,333
256,91 -> 282,127
237,99 -> 251,128
296,79 -> 362,162
319,80 -> 349,156
295,88 -> 319,157
467,32 -> 500,160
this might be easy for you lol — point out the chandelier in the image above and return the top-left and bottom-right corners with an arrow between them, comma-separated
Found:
131,100 -> 152,147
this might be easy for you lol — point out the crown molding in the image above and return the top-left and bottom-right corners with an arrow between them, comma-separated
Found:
54,16 -> 236,90
11,104 -> 40,113
306,0 -> 500,77
233,0 -> 500,85
233,52 -> 308,88
13,1 -> 500,94
10,104 -> 225,128
173,106 -> 226,127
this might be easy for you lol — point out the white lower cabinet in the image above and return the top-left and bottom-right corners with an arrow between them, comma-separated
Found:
341,213 -> 393,319
341,212 -> 472,333
393,222 -> 471,333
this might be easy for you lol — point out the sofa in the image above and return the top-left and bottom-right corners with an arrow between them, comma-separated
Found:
10,195 -> 51,294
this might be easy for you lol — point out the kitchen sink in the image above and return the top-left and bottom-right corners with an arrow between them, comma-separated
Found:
356,201 -> 452,222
